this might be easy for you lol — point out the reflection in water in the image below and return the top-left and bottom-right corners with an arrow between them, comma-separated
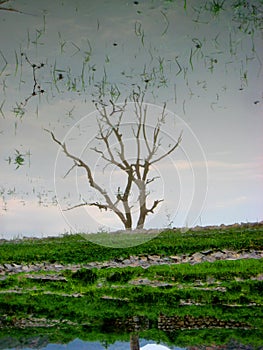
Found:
0,0 -> 262,349
0,0 -> 262,237
4,335 -> 258,349
141,344 -> 173,350
130,334 -> 140,350
3,336 -> 185,350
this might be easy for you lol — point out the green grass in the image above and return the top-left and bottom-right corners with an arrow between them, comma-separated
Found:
1,258 -> 261,290
0,259 -> 262,323
0,225 -> 262,347
0,224 -> 262,264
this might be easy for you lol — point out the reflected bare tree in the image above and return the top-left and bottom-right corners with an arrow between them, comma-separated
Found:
45,88 -> 182,230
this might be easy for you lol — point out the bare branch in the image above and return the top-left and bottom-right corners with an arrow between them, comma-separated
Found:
44,128 -> 128,226
142,104 -> 151,154
63,163 -> 77,178
160,102 -> 167,123
135,121 -> 142,180
90,202 -> 109,211
95,100 -> 130,170
63,201 -> 89,211
146,176 -> 160,185
142,102 -> 167,168
91,146 -> 115,167
63,201 -> 109,212
151,131 -> 183,165
109,99 -> 126,116
45,88 -> 182,231
147,199 -> 164,214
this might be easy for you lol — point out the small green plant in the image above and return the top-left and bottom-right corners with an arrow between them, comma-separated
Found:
209,0 -> 225,15
106,269 -> 135,283
71,268 -> 97,284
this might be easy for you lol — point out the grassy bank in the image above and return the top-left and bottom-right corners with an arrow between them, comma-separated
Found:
0,224 -> 262,264
0,224 -> 262,348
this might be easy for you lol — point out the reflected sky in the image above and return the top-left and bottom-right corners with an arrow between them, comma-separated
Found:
8,338 -> 186,350
0,0 -> 262,238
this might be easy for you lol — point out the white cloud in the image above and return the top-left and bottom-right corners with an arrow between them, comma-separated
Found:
215,195 -> 248,208
141,345 -> 170,350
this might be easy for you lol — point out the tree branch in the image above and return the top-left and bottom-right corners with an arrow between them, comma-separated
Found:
151,131 -> 183,165
44,128 -> 128,226
147,199 -> 164,214
63,201 -> 111,212
45,88 -> 182,231
146,176 -> 160,185
142,104 -> 151,154
63,163 -> 77,178
95,100 -> 130,170
92,120 -> 130,173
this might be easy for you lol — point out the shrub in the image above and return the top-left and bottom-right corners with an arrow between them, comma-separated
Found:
72,268 -> 97,284
106,269 -> 135,283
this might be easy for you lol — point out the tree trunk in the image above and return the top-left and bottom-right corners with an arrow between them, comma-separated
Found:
136,180 -> 147,229
130,334 -> 140,350
125,217 -> 132,230
136,207 -> 147,229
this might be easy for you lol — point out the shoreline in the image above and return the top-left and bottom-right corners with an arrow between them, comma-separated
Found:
1,221 -> 262,244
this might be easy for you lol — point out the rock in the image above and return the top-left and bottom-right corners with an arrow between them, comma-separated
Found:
190,252 -> 204,264
101,295 -> 129,301
130,255 -> 139,262
226,251 -> 240,259
252,273 -> 263,281
54,264 -> 64,270
3,263 -> 13,270
21,265 -> 30,272
169,255 -> 181,262
193,280 -> 203,286
162,257 -> 171,262
25,274 -> 67,282
88,262 -> 99,267
122,259 -> 131,265
0,247 -> 262,276
72,293 -> 82,298
139,256 -> 148,262
147,255 -> 160,262
129,278 -> 151,285
211,251 -> 226,260
201,249 -> 213,255
12,263 -> 22,269
205,256 -> 216,263
182,256 -> 191,263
